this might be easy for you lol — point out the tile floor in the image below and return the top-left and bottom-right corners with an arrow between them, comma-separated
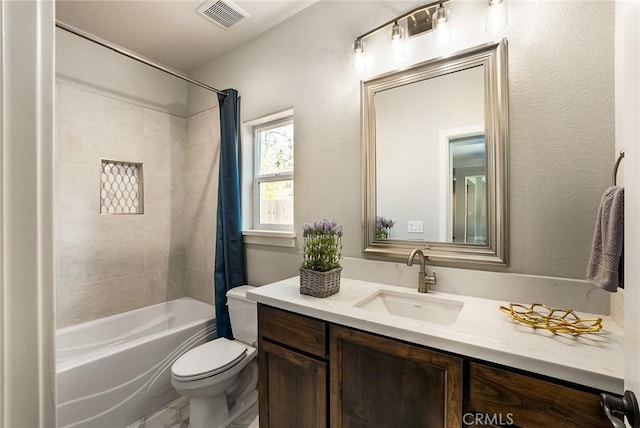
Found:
128,397 -> 259,428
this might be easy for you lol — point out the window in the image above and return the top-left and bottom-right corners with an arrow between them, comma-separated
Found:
253,118 -> 294,230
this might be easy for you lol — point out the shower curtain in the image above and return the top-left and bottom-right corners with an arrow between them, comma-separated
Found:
214,88 -> 246,339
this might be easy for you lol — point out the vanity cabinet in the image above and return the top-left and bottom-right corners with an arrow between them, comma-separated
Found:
258,305 -> 328,428
257,304 -> 612,428
468,363 -> 611,428
330,325 -> 463,427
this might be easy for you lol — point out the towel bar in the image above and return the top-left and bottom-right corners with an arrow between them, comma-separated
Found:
613,149 -> 625,186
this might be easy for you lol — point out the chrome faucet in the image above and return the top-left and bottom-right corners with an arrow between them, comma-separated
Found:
407,248 -> 437,293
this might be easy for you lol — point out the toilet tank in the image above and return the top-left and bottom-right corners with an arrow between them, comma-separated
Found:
226,285 -> 257,346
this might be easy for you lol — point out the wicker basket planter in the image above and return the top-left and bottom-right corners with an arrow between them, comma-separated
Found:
299,267 -> 342,298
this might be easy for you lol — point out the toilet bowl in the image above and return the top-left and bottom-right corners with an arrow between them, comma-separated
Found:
171,286 -> 258,428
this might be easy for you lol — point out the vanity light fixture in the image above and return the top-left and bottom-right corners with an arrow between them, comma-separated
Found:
390,21 -> 403,42
390,21 -> 406,60
432,3 -> 453,50
353,38 -> 366,72
351,0 -> 451,68
486,0 -> 508,34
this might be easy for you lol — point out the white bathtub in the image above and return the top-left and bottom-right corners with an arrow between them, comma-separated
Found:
56,297 -> 216,428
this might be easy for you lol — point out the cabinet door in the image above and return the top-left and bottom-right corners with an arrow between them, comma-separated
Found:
258,340 -> 327,428
469,363 -> 611,428
330,325 -> 463,427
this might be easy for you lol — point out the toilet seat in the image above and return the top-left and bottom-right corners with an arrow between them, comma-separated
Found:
172,338 -> 248,382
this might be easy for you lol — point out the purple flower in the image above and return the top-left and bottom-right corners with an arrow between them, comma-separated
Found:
303,218 -> 342,236
301,219 -> 343,271
376,216 -> 395,228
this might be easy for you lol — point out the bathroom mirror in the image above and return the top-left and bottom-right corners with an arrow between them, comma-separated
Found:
362,39 -> 509,266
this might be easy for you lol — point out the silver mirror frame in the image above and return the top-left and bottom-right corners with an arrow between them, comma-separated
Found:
361,39 -> 509,267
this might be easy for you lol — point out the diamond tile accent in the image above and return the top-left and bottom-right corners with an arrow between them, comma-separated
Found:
100,160 -> 143,214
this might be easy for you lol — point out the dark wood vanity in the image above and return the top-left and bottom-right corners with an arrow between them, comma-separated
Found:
257,304 -> 612,428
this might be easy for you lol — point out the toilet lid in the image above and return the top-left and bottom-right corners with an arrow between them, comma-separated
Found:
172,338 -> 248,381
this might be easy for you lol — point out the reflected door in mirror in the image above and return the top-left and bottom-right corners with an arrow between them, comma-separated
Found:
449,135 -> 486,244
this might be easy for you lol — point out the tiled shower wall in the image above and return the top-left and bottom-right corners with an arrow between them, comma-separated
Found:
184,108 -> 220,305
56,84 -> 220,328
56,84 -> 188,327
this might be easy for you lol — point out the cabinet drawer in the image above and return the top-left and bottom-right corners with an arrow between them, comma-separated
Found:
258,304 -> 327,358
469,363 -> 611,428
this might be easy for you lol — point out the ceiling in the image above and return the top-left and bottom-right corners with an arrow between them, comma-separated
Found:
56,1 -> 317,73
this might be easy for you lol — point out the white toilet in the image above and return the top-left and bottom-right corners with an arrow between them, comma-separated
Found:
171,285 -> 258,428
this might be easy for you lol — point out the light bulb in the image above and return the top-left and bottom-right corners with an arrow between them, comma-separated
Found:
390,22 -> 405,61
353,39 -> 366,73
486,0 -> 508,33
432,6 -> 452,51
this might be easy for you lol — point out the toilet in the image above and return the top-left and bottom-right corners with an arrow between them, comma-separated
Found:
171,285 -> 258,428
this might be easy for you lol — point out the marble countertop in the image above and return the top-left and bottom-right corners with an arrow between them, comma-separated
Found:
247,276 -> 624,393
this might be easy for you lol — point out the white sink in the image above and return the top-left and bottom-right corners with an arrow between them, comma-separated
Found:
354,290 -> 464,325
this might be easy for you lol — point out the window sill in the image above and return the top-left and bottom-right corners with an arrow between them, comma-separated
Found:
242,230 -> 297,248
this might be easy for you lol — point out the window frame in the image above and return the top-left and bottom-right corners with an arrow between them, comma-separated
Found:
252,117 -> 294,232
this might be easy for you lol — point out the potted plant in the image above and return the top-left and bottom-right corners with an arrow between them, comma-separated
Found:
376,216 -> 395,240
300,219 -> 343,297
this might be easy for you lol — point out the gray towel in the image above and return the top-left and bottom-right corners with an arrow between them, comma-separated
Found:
587,186 -> 624,292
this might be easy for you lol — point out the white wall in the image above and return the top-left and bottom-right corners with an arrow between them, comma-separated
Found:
190,0 -> 614,284
56,28 -> 189,117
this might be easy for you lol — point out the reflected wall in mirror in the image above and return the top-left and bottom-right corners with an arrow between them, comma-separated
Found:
362,39 -> 508,267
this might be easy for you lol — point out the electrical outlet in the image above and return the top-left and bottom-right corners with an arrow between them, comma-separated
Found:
408,220 -> 423,233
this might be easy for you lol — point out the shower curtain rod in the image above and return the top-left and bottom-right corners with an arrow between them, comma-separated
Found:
56,21 -> 227,98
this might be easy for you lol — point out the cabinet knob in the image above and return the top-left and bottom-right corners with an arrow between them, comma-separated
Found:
601,391 -> 640,428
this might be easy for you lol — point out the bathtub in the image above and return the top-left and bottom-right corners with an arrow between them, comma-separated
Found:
56,297 -> 216,428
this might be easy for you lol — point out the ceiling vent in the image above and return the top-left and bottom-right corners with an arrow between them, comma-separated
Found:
196,0 -> 250,30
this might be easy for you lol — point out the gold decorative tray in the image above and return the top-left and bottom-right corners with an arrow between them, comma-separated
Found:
499,303 -> 603,334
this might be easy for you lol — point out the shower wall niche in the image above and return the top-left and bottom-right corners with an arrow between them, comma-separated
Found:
100,159 -> 144,214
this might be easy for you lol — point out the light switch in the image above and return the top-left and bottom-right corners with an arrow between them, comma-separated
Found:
408,220 -> 423,233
